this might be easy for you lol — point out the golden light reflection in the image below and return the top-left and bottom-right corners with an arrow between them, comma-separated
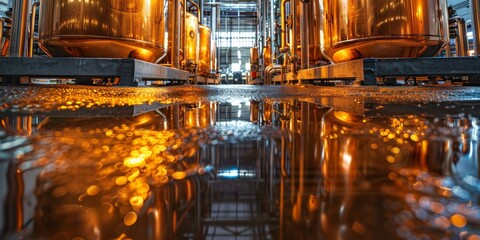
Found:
123,212 -> 138,226
130,196 -> 144,210
172,171 -> 187,180
341,151 -> 352,171
86,185 -> 100,196
332,48 -> 361,63
124,157 -> 146,168
451,214 -> 467,228
386,155 -> 396,163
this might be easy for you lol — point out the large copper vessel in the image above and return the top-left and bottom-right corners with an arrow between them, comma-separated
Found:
322,0 -> 449,63
198,25 -> 211,76
38,0 -> 169,63
183,13 -> 198,65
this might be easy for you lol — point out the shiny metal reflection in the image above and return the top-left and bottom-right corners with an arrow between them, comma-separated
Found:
183,13 -> 198,65
2,96 -> 480,239
210,41 -> 217,74
322,0 -> 449,62
410,137 -> 453,175
38,0 -> 169,63
198,25 -> 211,77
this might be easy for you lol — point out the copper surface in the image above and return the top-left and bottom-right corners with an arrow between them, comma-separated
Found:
322,0 -> 449,62
38,0 -> 169,63
183,13 -> 198,65
1,86 -> 480,239
198,25 -> 211,76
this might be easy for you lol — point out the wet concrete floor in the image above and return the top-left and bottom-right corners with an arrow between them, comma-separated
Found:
0,85 -> 479,239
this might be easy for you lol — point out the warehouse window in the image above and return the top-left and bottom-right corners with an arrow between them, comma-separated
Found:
216,31 -> 255,48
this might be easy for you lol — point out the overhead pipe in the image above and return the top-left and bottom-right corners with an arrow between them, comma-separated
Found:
471,0 -> 480,55
10,0 -> 31,57
449,16 -> 469,57
187,0 -> 201,24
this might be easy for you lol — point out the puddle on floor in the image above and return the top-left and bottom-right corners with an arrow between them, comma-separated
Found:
0,86 -> 479,240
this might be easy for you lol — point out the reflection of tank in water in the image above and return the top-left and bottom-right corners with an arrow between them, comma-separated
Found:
0,108 -> 212,239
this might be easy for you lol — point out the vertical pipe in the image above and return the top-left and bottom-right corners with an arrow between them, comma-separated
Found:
182,0 -> 187,68
10,0 -> 31,57
255,0 -> 259,46
450,17 -> 468,57
211,5 -> 218,73
300,1 -> 308,69
270,0 -> 275,63
291,0 -> 297,76
28,2 -> 39,58
280,0 -> 290,84
280,0 -> 289,51
471,0 -> 480,55
173,0 -> 181,68
262,0 -> 267,48
199,0 -> 203,23
445,39 -> 451,57
211,5 -> 217,37
0,18 -> 4,51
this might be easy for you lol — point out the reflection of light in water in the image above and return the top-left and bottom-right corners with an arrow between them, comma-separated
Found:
218,168 -> 256,178
342,152 -> 352,171
2,95 -> 480,239
341,139 -> 352,171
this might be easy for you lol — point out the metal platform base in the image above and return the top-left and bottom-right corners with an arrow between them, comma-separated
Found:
0,57 -> 191,86
273,57 -> 480,85
192,75 -> 220,85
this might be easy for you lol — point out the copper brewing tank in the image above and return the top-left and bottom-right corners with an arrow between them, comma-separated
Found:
322,0 -> 449,63
198,25 -> 211,76
38,0 -> 169,63
184,13 -> 199,65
